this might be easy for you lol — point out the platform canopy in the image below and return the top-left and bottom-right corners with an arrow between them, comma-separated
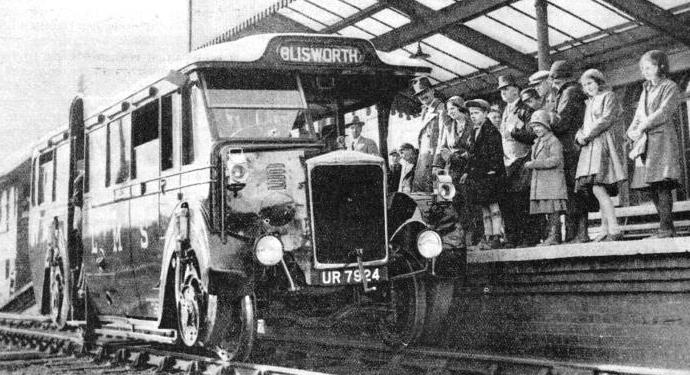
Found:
198,0 -> 690,102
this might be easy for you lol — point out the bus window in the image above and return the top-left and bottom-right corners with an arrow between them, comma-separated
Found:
37,151 -> 54,205
106,117 -> 132,186
161,95 -> 173,171
55,145 -> 70,204
0,189 -> 6,232
200,70 -> 313,140
131,100 -> 160,179
181,85 -> 211,166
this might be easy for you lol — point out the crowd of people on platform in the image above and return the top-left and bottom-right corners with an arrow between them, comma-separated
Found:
381,49 -> 683,249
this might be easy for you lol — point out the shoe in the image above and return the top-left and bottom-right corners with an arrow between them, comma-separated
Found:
537,237 -> 560,246
592,232 -> 607,242
489,235 -> 503,249
566,231 -> 590,244
647,229 -> 675,239
603,232 -> 624,241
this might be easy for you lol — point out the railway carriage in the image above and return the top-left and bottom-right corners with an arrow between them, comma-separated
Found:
25,33 -> 448,360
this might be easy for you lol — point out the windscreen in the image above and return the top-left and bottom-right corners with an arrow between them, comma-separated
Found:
202,69 -> 314,139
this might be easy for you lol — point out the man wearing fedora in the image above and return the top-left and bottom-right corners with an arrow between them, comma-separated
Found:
497,75 -> 540,247
346,115 -> 379,155
549,60 -> 589,243
411,76 -> 447,193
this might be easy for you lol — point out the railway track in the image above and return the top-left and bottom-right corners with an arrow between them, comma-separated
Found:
1,312 -> 689,375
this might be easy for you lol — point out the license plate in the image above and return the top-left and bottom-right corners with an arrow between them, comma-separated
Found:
313,267 -> 387,286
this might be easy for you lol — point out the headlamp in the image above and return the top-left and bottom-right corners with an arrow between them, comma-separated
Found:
255,235 -> 284,266
417,230 -> 442,259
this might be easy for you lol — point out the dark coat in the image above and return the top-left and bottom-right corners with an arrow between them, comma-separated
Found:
388,163 -> 402,193
465,119 -> 505,205
552,81 -> 587,155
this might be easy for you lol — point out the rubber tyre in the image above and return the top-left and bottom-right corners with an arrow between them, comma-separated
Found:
379,256 -> 427,348
204,293 -> 256,362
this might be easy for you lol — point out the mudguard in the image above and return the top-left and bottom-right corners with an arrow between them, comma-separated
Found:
208,268 -> 253,298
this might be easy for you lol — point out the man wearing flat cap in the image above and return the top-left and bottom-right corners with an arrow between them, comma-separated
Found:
549,60 -> 589,243
346,115 -> 379,155
497,75 -> 540,247
411,76 -> 448,193
388,149 -> 402,193
528,70 -> 554,111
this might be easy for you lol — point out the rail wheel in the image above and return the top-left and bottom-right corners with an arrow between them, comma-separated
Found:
175,256 -> 203,347
49,243 -> 71,329
378,255 -> 427,348
205,292 -> 256,362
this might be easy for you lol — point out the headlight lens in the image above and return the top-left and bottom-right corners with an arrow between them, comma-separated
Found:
417,230 -> 442,258
230,164 -> 248,183
255,235 -> 284,266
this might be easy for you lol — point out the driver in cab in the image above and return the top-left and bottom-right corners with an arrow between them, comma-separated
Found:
345,115 -> 379,155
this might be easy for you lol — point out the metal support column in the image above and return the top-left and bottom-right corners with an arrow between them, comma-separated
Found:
535,0 -> 550,70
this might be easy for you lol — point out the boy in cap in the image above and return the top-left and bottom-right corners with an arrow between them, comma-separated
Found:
549,60 -> 589,243
461,99 -> 506,249
398,143 -> 417,193
388,148 -> 402,193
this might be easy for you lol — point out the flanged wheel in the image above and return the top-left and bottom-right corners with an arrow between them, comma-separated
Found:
49,245 -> 71,329
176,259 -> 203,347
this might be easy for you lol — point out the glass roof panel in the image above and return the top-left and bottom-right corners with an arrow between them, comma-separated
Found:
289,1 -> 343,26
549,0 -> 629,29
487,7 -> 537,39
317,0 -> 360,18
278,7 -> 324,30
547,5 -> 599,38
354,17 -> 392,36
509,0 -> 537,17
425,34 -> 499,68
547,28 -> 571,47
371,8 -> 411,28
337,25 -> 375,39
465,16 -> 537,54
340,0 -> 379,9
413,0 -> 456,11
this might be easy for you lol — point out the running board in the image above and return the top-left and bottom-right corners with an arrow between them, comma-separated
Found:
96,315 -> 177,345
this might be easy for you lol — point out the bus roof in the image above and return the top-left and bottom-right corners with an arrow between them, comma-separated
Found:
83,33 -> 431,123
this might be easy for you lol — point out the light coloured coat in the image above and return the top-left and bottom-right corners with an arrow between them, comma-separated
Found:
528,132 -> 567,201
412,99 -> 446,192
575,90 -> 626,184
627,78 -> 682,188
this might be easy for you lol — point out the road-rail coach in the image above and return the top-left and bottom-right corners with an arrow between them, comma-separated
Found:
22,33 -> 454,360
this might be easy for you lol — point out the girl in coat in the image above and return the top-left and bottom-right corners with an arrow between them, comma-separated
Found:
575,69 -> 627,242
525,110 -> 568,246
461,99 -> 506,249
627,50 -> 682,238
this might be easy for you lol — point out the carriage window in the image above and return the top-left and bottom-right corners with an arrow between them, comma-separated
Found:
106,117 -> 131,186
37,151 -> 54,205
182,87 -> 194,165
131,100 -> 160,179
161,95 -> 173,171
89,127 -> 106,190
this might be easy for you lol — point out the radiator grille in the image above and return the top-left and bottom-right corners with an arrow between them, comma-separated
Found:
310,164 -> 386,264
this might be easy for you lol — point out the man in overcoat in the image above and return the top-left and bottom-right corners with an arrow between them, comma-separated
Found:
549,60 -> 589,243
497,75 -> 540,247
411,76 -> 447,193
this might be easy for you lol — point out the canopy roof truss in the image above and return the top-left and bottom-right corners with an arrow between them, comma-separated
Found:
200,0 -> 690,97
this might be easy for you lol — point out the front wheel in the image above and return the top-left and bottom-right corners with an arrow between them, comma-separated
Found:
377,256 -> 427,347
205,293 -> 256,362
